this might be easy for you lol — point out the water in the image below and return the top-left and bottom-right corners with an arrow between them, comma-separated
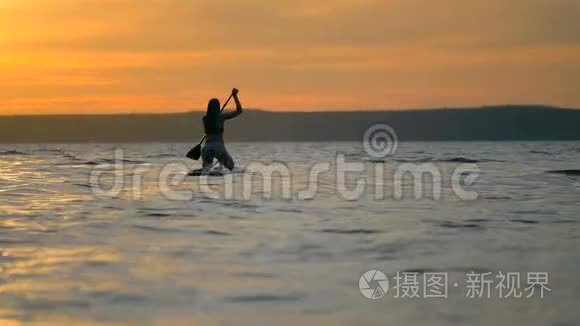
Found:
1,142 -> 579,325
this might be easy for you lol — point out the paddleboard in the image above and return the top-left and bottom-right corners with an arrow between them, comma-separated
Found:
187,167 -> 245,177
187,169 -> 225,177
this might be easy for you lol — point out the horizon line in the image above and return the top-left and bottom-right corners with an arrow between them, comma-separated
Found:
0,104 -> 577,117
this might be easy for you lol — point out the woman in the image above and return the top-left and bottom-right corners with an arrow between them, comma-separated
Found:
201,88 -> 243,171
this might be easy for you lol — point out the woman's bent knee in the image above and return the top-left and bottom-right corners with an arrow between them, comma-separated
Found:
222,157 -> 234,170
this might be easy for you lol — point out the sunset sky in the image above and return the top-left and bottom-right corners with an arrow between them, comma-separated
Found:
1,0 -> 579,114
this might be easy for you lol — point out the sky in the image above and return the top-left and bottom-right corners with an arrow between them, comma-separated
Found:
0,0 -> 579,114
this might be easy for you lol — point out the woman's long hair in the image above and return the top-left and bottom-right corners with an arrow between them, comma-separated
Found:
204,98 -> 220,129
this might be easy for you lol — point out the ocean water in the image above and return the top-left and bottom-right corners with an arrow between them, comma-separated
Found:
0,142 -> 579,325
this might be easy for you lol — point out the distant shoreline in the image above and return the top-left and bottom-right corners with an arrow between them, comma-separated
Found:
1,104 -> 578,117
1,105 -> 580,142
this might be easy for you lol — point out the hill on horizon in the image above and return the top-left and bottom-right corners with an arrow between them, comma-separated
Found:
0,105 -> 579,143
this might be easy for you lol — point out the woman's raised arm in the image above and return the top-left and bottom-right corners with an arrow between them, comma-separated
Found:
221,88 -> 243,120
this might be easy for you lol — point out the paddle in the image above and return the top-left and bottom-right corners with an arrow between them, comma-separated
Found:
186,94 -> 234,160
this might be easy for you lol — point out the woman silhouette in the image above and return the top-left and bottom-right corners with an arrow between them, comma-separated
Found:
201,88 -> 243,171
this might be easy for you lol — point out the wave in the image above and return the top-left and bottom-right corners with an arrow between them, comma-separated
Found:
72,183 -> 93,189
134,225 -> 179,233
482,195 -> 512,200
223,292 -> 305,303
546,169 -> 580,176
529,150 -> 552,155
0,150 -> 29,156
82,159 -> 148,165
35,149 -> 64,154
559,148 -> 580,154
320,228 -> 380,235
82,161 -> 100,166
531,148 -> 580,155
511,219 -> 539,225
144,153 -> 176,158
62,153 -> 80,160
381,156 -> 503,164
145,212 -> 172,218
439,221 -> 484,230
205,230 -> 232,236
434,157 -> 484,163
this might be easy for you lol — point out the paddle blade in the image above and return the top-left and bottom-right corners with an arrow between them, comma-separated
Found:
186,144 -> 202,160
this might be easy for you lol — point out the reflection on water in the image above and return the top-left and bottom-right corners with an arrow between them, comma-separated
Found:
0,142 -> 579,325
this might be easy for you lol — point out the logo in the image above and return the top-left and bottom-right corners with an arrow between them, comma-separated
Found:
359,270 -> 389,299
363,124 -> 398,158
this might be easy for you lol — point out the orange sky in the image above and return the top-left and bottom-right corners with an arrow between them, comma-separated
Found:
1,0 -> 579,114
